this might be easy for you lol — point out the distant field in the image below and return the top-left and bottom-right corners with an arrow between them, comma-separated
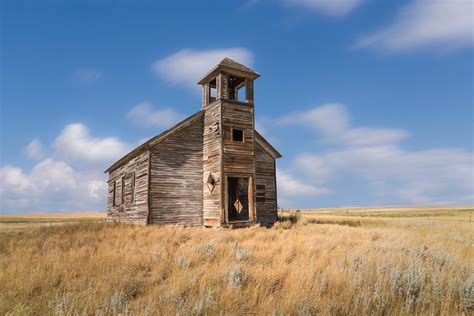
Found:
284,204 -> 474,217
0,212 -> 105,232
0,206 -> 472,314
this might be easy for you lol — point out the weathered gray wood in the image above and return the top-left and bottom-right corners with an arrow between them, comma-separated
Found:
202,101 -> 223,226
149,114 -> 204,226
107,150 -> 149,224
255,142 -> 278,227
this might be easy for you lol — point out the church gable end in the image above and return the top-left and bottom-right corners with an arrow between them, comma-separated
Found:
148,113 -> 204,226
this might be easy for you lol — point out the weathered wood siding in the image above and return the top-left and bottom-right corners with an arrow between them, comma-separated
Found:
107,150 -> 149,224
149,115 -> 204,226
221,100 -> 256,222
202,101 -> 222,226
222,100 -> 255,175
255,142 -> 277,226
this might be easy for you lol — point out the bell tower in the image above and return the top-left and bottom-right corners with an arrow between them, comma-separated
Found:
198,58 -> 260,227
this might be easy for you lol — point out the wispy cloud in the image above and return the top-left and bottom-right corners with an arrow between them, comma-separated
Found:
277,169 -> 330,198
151,48 -> 253,87
127,101 -> 183,129
280,103 -> 409,146
24,138 -> 44,160
356,0 -> 474,52
282,0 -> 364,17
271,103 -> 474,206
75,68 -> 102,84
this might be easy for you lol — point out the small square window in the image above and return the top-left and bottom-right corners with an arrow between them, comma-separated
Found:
232,129 -> 244,142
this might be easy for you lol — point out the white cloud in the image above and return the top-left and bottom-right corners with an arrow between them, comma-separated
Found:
151,48 -> 253,86
53,123 -> 130,167
75,68 -> 102,84
278,169 -> 330,197
24,138 -> 44,160
0,159 -> 107,212
356,0 -> 474,52
127,101 -> 183,129
1,123 -> 132,213
273,103 -> 474,206
280,103 -> 409,146
283,0 -> 364,16
280,103 -> 349,135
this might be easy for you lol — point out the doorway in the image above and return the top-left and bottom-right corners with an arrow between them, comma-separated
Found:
227,177 -> 249,222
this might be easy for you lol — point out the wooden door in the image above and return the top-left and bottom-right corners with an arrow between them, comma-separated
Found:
228,177 -> 249,221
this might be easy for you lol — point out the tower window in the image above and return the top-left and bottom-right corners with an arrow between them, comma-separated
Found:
208,77 -> 217,103
237,84 -> 246,102
232,129 -> 244,142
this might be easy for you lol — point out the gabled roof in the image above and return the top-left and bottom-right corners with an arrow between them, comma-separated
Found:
104,110 -> 282,173
219,58 -> 258,74
255,131 -> 282,159
104,111 -> 204,173
197,58 -> 260,85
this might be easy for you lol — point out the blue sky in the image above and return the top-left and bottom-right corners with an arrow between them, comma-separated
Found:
1,0 -> 473,213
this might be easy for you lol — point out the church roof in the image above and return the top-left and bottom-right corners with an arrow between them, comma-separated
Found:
197,58 -> 260,85
104,111 -> 204,173
219,58 -> 258,74
104,110 -> 281,173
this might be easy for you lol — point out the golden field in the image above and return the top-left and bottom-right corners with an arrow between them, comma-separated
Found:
0,206 -> 472,315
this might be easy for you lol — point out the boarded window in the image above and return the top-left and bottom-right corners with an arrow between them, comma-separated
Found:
112,181 -> 116,207
131,173 -> 136,203
121,176 -> 125,205
232,129 -> 244,142
256,184 -> 266,202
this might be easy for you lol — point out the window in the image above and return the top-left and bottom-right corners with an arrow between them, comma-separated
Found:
131,173 -> 136,203
207,173 -> 217,193
209,77 -> 217,103
232,129 -> 244,142
210,86 -> 217,98
121,176 -> 125,205
228,75 -> 246,102
256,184 -> 266,203
112,181 -> 116,207
237,84 -> 246,102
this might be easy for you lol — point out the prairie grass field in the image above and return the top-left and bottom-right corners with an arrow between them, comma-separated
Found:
0,206 -> 472,315
0,212 -> 105,232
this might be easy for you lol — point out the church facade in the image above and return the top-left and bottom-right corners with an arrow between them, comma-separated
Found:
105,59 -> 281,227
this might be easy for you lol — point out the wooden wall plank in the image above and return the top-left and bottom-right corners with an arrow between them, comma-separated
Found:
149,114 -> 204,226
107,150 -> 149,224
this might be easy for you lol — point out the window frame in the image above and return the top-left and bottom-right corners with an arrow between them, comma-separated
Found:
112,181 -> 116,207
231,128 -> 244,143
131,172 -> 136,204
121,176 -> 125,205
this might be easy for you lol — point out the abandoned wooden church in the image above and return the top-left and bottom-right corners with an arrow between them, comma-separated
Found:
105,58 -> 281,227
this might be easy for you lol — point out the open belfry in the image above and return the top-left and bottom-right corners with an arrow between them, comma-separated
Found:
105,58 -> 281,227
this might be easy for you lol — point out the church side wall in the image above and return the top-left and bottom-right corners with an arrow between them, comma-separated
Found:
107,150 -> 149,224
148,115 -> 204,226
255,142 -> 278,226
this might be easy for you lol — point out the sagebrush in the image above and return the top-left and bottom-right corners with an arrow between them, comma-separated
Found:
0,215 -> 472,315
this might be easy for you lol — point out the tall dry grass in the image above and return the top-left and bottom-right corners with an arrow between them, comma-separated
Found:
0,217 -> 472,315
